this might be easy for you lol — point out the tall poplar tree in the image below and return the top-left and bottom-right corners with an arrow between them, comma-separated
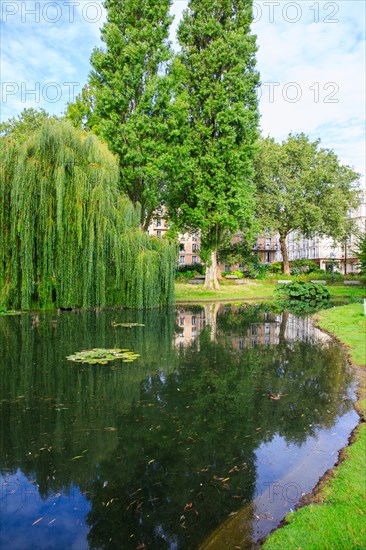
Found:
90,0 -> 173,230
166,0 -> 259,289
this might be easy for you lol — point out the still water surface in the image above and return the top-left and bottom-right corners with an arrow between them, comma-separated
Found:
0,304 -> 358,549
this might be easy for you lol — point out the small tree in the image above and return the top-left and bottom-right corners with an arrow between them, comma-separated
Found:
254,134 -> 360,275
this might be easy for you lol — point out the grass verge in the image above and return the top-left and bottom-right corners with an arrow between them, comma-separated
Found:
175,281 -> 365,303
175,281 -> 275,301
262,303 -> 366,549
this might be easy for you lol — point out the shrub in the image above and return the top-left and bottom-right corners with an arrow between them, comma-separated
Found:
221,270 -> 244,279
276,281 -> 330,302
270,261 -> 283,274
290,259 -> 320,273
176,263 -> 205,274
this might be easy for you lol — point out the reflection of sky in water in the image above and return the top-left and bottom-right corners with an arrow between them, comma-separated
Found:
0,307 -> 359,548
0,470 -> 90,550
253,409 -> 359,540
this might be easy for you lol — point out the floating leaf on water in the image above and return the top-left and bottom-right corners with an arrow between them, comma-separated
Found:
111,322 -> 145,328
66,348 -> 139,365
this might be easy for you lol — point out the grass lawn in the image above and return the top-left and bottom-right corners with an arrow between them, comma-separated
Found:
262,303 -> 366,550
175,280 -> 366,302
175,281 -> 275,301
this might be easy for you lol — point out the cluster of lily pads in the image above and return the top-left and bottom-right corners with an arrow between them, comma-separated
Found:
66,348 -> 140,365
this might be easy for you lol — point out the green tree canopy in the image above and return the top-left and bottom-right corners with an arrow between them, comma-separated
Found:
0,120 -> 176,309
254,134 -> 360,275
0,108 -> 53,142
354,226 -> 366,274
89,0 -> 174,230
65,84 -> 100,133
165,0 -> 260,289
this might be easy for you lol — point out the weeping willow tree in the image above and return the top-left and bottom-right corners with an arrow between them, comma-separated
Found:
0,121 -> 176,309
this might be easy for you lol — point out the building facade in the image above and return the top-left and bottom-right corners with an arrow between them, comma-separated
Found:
148,191 -> 366,273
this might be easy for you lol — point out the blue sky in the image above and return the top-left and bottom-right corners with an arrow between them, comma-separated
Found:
1,0 -> 365,184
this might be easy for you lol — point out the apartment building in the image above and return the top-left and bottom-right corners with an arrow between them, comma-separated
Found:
148,191 -> 365,273
147,209 -> 202,266
286,191 -> 366,273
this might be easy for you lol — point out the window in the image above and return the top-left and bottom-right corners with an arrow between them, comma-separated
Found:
192,316 -> 196,325
179,316 -> 185,326
156,230 -> 161,237
224,265 -> 230,272
192,243 -> 197,252
180,256 -> 185,264
156,218 -> 162,227
192,233 -> 197,242
266,251 -> 270,263
192,256 -> 197,264
265,238 -> 271,249
179,243 -> 185,252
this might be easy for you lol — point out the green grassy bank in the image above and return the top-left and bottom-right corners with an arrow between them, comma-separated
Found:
175,281 -> 365,302
262,303 -> 366,549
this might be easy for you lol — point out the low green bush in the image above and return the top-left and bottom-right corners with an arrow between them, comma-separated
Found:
290,259 -> 320,273
221,270 -> 244,279
270,261 -> 283,274
276,281 -> 330,302
176,263 -> 205,274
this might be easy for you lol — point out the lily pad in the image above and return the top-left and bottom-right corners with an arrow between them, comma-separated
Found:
66,348 -> 140,365
111,322 -> 145,328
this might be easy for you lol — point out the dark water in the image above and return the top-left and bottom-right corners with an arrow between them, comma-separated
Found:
0,304 -> 358,549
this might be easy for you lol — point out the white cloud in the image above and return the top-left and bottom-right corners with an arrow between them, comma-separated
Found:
1,0 -> 364,185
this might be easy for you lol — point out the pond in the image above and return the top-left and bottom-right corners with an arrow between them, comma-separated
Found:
0,304 -> 358,549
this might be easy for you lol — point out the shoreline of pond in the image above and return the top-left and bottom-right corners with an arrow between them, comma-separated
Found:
259,303 -> 366,548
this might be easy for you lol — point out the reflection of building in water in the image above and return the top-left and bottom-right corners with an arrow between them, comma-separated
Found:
284,315 -> 331,344
228,312 -> 281,350
175,307 -> 331,349
175,308 -> 206,348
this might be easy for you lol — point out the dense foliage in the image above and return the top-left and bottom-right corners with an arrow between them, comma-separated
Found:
354,230 -> 366,274
276,281 -> 330,304
254,134 -> 360,275
89,0 -> 173,229
0,107 -> 53,143
165,0 -> 260,289
0,121 -> 176,309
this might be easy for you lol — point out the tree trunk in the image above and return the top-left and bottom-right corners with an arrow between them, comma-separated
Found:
279,234 -> 290,276
142,208 -> 154,233
204,250 -> 220,290
204,303 -> 220,341
279,308 -> 289,344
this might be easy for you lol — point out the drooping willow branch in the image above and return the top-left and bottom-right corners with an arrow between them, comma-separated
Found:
0,121 -> 176,309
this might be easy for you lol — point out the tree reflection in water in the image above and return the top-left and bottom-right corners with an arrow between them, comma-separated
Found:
0,305 -> 356,549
